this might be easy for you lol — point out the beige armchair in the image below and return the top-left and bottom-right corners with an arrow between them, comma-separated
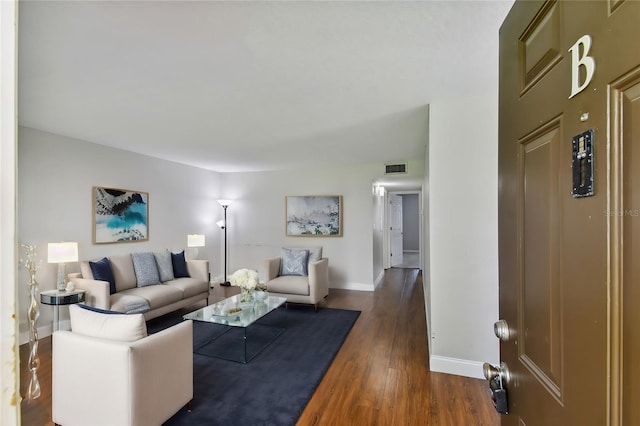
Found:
264,247 -> 329,311
53,305 -> 193,426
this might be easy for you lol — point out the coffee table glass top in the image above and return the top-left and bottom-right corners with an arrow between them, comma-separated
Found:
183,293 -> 287,327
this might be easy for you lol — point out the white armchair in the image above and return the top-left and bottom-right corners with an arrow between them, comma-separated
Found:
53,305 -> 193,426
263,246 -> 329,311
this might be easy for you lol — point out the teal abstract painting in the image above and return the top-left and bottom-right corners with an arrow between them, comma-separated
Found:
93,187 -> 149,243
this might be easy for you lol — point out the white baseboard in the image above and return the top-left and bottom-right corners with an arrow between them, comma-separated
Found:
374,271 -> 385,289
19,321 -> 68,345
430,355 -> 485,379
329,282 -> 374,292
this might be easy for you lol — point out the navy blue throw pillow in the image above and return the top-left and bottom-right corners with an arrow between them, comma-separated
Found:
171,251 -> 190,278
89,257 -> 116,295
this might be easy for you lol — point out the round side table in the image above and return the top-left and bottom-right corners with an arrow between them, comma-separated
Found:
40,289 -> 86,331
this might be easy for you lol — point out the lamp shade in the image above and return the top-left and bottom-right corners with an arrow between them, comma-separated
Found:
187,234 -> 205,248
47,242 -> 79,263
217,199 -> 232,207
216,220 -> 225,229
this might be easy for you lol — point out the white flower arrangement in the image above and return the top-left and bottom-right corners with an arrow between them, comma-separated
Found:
228,268 -> 259,290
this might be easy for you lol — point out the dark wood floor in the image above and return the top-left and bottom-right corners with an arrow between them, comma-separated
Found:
20,268 -> 499,425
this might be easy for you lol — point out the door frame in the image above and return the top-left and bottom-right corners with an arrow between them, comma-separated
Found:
385,190 -> 423,270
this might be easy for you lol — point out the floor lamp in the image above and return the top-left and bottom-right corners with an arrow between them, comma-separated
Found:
216,199 -> 232,286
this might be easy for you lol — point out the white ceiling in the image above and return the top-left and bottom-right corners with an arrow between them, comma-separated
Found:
18,0 -> 514,176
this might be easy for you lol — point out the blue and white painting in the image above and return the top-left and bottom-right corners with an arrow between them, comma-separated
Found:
94,187 -> 149,243
286,196 -> 342,237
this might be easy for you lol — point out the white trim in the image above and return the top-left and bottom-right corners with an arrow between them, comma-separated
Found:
429,355 -> 485,379
330,282 -> 374,292
19,323 -> 57,345
1,0 -> 18,423
374,270 -> 385,289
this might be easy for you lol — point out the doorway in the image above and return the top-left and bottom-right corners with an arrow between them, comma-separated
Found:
388,191 -> 422,270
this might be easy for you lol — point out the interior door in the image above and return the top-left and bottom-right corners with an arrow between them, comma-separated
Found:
496,1 -> 640,425
390,194 -> 404,267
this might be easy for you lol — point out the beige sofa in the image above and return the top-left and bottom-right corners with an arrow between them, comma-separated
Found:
264,246 -> 329,311
53,305 -> 193,425
69,253 -> 209,320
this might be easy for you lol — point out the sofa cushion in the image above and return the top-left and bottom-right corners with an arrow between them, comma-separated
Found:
165,277 -> 209,299
280,248 -> 310,276
109,293 -> 151,314
171,251 -> 190,278
80,261 -> 94,280
267,275 -> 310,296
109,255 -> 137,292
69,304 -> 147,342
118,285 -> 183,309
89,257 -> 116,295
131,252 -> 161,287
154,251 -> 175,282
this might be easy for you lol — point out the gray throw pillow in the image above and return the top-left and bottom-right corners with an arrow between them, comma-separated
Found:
131,252 -> 160,287
153,251 -> 175,282
279,248 -> 310,276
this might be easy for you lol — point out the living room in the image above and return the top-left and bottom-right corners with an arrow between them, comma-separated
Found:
1,1 -> 511,423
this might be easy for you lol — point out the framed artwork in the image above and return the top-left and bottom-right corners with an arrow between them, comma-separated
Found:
285,195 -> 343,237
93,186 -> 149,244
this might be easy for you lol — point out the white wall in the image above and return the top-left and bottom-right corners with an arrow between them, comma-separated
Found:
428,92 -> 499,378
216,161 -> 422,290
18,127 -> 223,340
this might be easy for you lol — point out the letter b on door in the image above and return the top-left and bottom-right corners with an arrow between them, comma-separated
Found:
569,35 -> 596,99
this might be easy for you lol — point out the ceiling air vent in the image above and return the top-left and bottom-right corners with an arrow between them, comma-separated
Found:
385,163 -> 407,175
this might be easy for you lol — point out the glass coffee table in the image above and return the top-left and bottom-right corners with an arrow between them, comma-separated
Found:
183,293 -> 287,363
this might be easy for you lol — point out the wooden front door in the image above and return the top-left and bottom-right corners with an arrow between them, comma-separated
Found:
497,1 -> 640,424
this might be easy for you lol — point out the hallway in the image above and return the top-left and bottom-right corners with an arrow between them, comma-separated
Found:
393,251 -> 421,269
298,268 -> 499,425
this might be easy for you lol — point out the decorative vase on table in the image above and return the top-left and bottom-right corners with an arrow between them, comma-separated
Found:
240,286 -> 254,303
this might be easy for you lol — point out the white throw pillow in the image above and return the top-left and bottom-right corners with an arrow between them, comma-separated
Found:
69,304 -> 147,342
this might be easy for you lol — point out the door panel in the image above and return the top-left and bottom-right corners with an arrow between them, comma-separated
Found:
499,1 -> 640,425
520,122 -> 563,399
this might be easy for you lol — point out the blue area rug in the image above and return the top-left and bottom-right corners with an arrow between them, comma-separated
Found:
146,305 -> 360,426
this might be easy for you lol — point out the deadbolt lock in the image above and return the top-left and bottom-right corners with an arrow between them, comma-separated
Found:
493,319 -> 510,342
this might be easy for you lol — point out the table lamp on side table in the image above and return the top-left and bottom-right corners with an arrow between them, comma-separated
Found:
187,234 -> 205,260
47,242 -> 78,291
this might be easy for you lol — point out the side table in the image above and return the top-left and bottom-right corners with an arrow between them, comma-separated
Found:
40,289 -> 86,331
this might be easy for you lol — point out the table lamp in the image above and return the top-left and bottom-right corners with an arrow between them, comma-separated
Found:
47,242 -> 78,291
187,234 -> 205,259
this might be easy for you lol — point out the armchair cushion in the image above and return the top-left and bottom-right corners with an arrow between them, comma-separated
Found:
280,248 -> 310,276
69,304 -> 147,342
89,257 -> 116,295
284,246 -> 322,263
